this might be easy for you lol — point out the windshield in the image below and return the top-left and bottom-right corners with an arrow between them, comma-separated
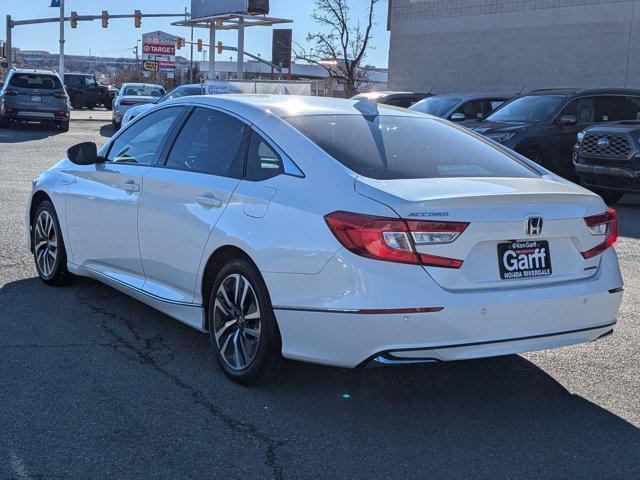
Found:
284,115 -> 538,180
485,95 -> 565,123
410,97 -> 461,116
158,86 -> 202,103
9,74 -> 62,90
123,85 -> 164,97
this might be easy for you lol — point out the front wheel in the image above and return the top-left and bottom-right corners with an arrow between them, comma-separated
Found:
208,258 -> 284,385
32,201 -> 70,286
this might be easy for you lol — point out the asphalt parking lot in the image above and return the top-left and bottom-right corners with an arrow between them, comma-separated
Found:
1,121 -> 639,480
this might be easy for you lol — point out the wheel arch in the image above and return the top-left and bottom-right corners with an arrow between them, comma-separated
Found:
28,190 -> 54,251
200,245 -> 268,331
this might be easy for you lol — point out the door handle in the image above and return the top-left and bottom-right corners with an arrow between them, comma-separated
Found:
121,181 -> 140,194
196,194 -> 223,209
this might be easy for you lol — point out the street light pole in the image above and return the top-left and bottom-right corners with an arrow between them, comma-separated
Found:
6,15 -> 12,70
59,0 -> 65,77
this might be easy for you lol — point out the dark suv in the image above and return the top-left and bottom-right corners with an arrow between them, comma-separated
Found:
467,88 -> 640,181
573,120 -> 640,204
63,73 -> 100,109
0,68 -> 70,131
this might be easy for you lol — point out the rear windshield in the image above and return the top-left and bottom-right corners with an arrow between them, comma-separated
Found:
9,74 -> 62,90
123,85 -> 164,97
284,115 -> 539,180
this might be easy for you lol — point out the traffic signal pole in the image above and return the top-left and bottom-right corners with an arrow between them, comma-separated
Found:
208,22 -> 216,80
5,15 -> 12,69
59,0 -> 65,77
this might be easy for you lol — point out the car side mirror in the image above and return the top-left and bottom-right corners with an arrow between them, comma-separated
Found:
559,115 -> 577,126
450,113 -> 466,122
67,142 -> 102,165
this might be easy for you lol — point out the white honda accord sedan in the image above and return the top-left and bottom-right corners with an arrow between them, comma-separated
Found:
27,95 -> 623,384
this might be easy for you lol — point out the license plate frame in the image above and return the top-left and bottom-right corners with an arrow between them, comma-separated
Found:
497,240 -> 552,280
31,95 -> 42,102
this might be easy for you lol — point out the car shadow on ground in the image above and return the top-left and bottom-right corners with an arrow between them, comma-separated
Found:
1,276 -> 638,478
0,123 -> 65,143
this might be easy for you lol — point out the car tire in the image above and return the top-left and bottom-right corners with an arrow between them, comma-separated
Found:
112,119 -> 120,131
32,200 -> 71,286
0,116 -> 8,128
207,257 -> 284,385
70,97 -> 82,109
58,120 -> 70,132
86,104 -> 94,110
590,188 -> 624,205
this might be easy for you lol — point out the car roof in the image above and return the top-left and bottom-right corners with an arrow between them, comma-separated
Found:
527,88 -> 640,96
122,83 -> 164,88
171,94 -> 421,120
11,68 -> 59,76
427,93 -> 510,100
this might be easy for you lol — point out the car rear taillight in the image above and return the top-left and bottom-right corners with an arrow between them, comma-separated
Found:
582,208 -> 618,259
120,101 -> 135,106
4,89 -> 18,96
53,92 -> 68,99
324,211 -> 467,268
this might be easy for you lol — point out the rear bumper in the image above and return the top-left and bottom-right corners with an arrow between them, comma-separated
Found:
3,108 -> 69,121
268,248 -> 623,368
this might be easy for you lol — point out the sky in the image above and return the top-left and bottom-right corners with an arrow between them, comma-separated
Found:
1,0 -> 390,67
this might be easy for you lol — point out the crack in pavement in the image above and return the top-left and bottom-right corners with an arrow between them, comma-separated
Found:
75,294 -> 285,480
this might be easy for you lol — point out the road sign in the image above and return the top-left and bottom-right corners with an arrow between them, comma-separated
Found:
191,0 -> 269,18
50,0 -> 60,7
143,61 -> 159,72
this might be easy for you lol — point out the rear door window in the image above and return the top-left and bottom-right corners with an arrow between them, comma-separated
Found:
285,114 -> 539,180
10,74 -> 62,90
245,132 -> 283,181
594,96 -> 640,122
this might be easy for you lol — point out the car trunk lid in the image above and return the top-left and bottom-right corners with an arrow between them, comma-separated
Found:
356,176 -> 608,291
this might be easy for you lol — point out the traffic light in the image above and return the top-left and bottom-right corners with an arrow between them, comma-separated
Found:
70,11 -> 78,29
176,37 -> 185,50
1,42 -> 8,59
101,11 -> 109,28
197,39 -> 203,52
134,10 -> 141,28
217,41 -> 223,55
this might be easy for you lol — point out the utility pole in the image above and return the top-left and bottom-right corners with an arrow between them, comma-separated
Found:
237,18 -> 245,79
208,21 -> 215,80
59,0 -> 65,77
6,15 -> 12,69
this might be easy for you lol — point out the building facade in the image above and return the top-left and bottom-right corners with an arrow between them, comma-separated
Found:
388,0 -> 640,94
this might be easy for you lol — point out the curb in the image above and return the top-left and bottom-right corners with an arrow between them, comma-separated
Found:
70,118 -> 111,123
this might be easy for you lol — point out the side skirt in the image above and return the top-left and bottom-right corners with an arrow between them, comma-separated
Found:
69,263 -> 206,332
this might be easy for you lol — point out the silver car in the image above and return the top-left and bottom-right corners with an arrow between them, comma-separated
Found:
0,68 -> 70,131
112,83 -> 165,130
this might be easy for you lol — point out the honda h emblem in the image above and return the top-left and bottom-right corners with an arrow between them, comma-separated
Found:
526,217 -> 544,236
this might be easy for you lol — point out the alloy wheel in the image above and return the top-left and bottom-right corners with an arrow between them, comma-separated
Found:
213,273 -> 262,371
34,210 -> 58,278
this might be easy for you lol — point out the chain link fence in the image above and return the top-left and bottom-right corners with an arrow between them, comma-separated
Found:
204,79 -> 312,96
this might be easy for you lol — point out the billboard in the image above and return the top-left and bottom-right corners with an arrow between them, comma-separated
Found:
142,31 -> 176,74
272,29 -> 292,69
191,0 -> 269,18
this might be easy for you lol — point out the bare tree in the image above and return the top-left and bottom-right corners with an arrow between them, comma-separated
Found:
295,0 -> 379,98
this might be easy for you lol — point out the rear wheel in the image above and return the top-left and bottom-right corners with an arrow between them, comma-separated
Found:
32,201 -> 70,286
0,116 -> 8,128
58,120 -> 69,132
112,119 -> 120,131
208,257 -> 284,385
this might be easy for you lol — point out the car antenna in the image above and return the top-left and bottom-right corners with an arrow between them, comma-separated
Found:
518,86 -> 525,95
